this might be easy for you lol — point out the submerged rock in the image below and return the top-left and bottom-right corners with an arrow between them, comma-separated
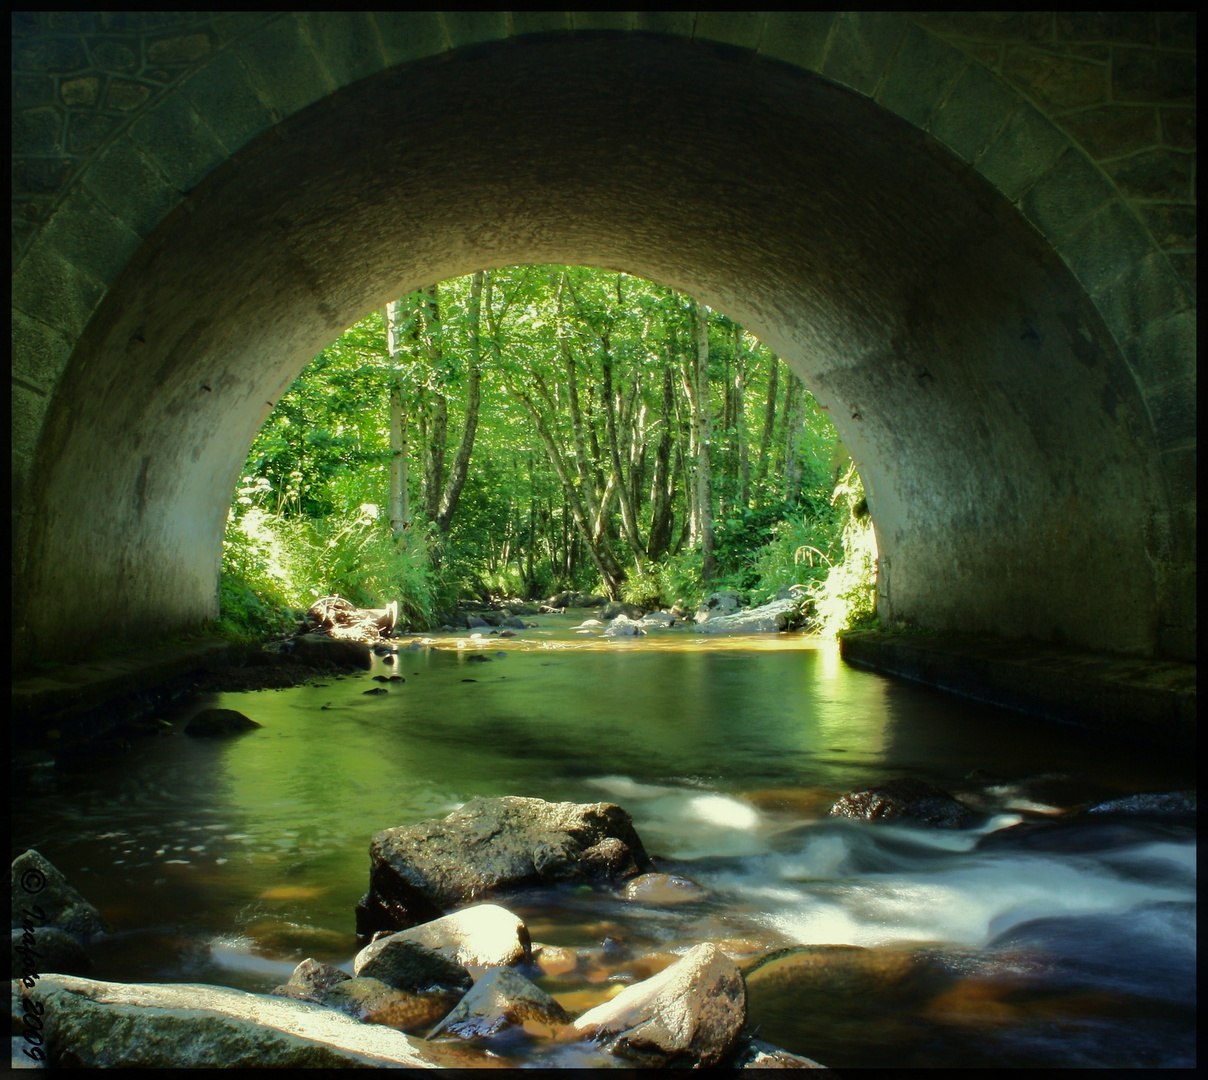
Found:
431,965 -> 569,1039
1084,791 -> 1196,818
271,958 -> 351,1005
827,778 -> 977,829
569,942 -> 746,1067
622,873 -> 707,905
184,708 -> 261,736
355,797 -> 653,938
293,634 -> 372,671
16,974 -> 464,1068
323,976 -> 458,1033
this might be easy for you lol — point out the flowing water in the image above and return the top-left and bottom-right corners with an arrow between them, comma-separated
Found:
13,616 -> 1196,1068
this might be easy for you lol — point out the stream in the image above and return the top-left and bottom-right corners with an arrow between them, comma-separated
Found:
12,615 -> 1196,1068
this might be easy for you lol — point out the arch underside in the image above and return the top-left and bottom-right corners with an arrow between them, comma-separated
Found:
16,35 -> 1171,661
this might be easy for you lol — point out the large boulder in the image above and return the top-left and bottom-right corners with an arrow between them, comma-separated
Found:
382,904 -> 531,970
352,938 -> 472,997
13,974 -> 486,1068
355,798 -> 653,938
292,634 -> 372,670
599,601 -> 646,621
184,708 -> 261,737
430,965 -> 569,1039
12,926 -> 91,980
827,778 -> 977,829
11,851 -> 107,941
568,942 -> 746,1067
694,591 -> 742,623
694,598 -> 801,634
602,615 -> 645,637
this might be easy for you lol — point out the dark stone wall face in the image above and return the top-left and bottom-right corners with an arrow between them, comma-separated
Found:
9,13 -> 1196,663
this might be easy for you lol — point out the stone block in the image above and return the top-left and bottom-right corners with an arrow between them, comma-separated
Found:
211,12 -> 276,46
759,11 -> 836,70
1160,108 -> 1195,150
67,111 -> 117,154
1054,12 -> 1155,44
876,21 -> 966,128
237,16 -> 333,120
696,12 -> 765,51
99,13 -> 201,32
571,12 -> 633,31
130,90 -> 228,193
632,12 -> 694,36
12,156 -> 73,198
12,309 -> 73,391
442,11 -> 508,50
1002,46 -> 1107,112
1020,148 -> 1116,242
370,12 -> 447,67
1122,310 -> 1196,391
1102,148 -> 1193,202
84,133 -> 183,238
1139,205 -> 1196,252
976,103 -> 1069,202
105,79 -> 153,112
60,74 -> 101,106
146,32 -> 213,66
12,106 -> 63,155
13,74 -> 54,108
1144,379 -> 1197,448
88,39 -> 138,71
40,186 -> 143,285
1167,253 -> 1195,298
1157,12 -> 1196,50
1057,104 -> 1159,161
909,12 -> 1049,42
509,11 -> 570,36
1113,48 -> 1195,105
1058,198 -> 1154,295
1093,251 -> 1192,348
14,36 -> 88,73
179,47 -> 276,155
11,243 -> 105,339
820,11 -> 906,97
926,63 -> 1018,163
299,11 -> 387,89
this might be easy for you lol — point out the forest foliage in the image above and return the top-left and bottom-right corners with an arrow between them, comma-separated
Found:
219,266 -> 876,637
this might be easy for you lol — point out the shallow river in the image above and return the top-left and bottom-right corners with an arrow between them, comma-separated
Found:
14,616 -> 1196,1068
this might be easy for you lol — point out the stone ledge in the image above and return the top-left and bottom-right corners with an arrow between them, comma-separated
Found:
839,630 -> 1195,748
11,639 -> 233,742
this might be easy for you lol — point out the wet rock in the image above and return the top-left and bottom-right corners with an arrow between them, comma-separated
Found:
745,945 -> 939,1009
602,615 -> 645,637
465,615 -> 489,629
352,937 -> 472,997
695,598 -> 801,634
569,942 -> 746,1067
465,654 -> 493,662
355,797 -> 653,937
827,778 -> 977,828
976,817 -> 1181,854
430,965 -> 569,1039
11,851 -> 107,941
572,619 -> 603,629
323,976 -> 457,1033
731,1037 -> 829,1068
12,926 -> 91,979
362,687 -> 388,695
694,590 -> 742,623
1084,790 -> 1196,818
16,974 -> 455,1067
533,944 -> 578,977
183,708 -> 261,737
501,616 -> 526,630
292,634 -> 372,671
622,872 -> 707,905
271,958 -> 351,1005
386,904 -> 531,969
599,601 -> 645,621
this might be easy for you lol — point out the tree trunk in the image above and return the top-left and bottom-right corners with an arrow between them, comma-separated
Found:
781,371 -> 802,501
434,270 -> 484,535
419,285 -> 447,523
734,323 -> 750,510
755,350 -> 778,494
383,301 -> 409,538
600,332 -> 647,572
692,298 -> 717,583
646,364 -> 676,562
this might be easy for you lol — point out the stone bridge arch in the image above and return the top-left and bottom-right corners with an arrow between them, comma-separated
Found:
11,12 -> 1196,666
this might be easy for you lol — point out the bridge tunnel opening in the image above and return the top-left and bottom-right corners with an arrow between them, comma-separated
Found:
16,33 -> 1168,663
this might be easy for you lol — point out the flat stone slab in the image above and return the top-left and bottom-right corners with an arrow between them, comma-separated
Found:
840,631 -> 1195,748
